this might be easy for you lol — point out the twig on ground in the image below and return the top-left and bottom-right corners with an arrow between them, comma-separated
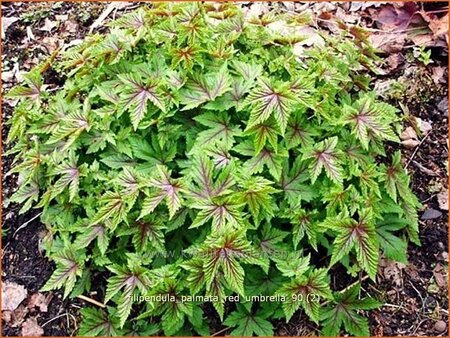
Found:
212,326 -> 231,336
89,2 -> 130,33
411,160 -> 439,176
13,212 -> 42,236
76,295 -> 106,308
411,318 -> 428,336
408,281 -> 425,312
405,131 -> 432,169
42,313 -> 69,327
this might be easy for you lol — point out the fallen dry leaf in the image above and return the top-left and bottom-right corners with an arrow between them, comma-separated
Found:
433,264 -> 447,288
7,305 -> 29,328
41,37 -> 61,54
383,261 -> 405,287
63,20 -> 79,34
27,293 -> 51,312
428,13 -> 448,37
386,53 -> 404,71
1,16 -> 20,39
372,4 -> 418,30
40,18 -> 59,32
415,117 -> 433,134
400,126 -> 418,141
2,282 -> 28,311
431,66 -> 446,85
369,33 -> 407,53
21,318 -> 44,337
2,310 -> 12,323
402,139 -> 420,148
437,190 -> 448,210
411,160 -> 439,177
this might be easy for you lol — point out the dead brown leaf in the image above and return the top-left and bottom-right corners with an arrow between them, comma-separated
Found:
2,282 -> 28,311
372,4 -> 418,31
63,20 -> 79,34
383,261 -> 405,287
369,33 -> 407,53
437,190 -> 448,210
386,53 -> 404,71
415,117 -> 433,134
41,37 -> 61,54
40,18 -> 59,33
431,66 -> 446,85
400,126 -> 418,141
21,318 -> 44,337
27,293 -> 52,312
433,264 -> 447,289
427,13 -> 448,37
1,16 -> 20,39
7,305 -> 29,328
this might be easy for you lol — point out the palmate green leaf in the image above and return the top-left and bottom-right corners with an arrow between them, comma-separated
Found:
375,214 -> 409,263
277,268 -> 333,323
280,157 -> 316,206
200,229 -> 267,297
302,136 -> 343,183
139,165 -> 184,219
46,105 -> 91,150
117,72 -> 166,130
255,223 -> 289,265
105,263 -> 152,328
289,209 -> 318,251
224,303 -> 274,336
41,248 -> 85,298
118,215 -> 166,254
235,140 -> 288,181
192,111 -> 241,150
79,307 -> 121,337
91,192 -> 131,230
129,135 -> 177,166
327,210 -> 379,280
49,153 -> 86,202
73,224 -> 109,256
380,151 -> 421,245
179,63 -> 232,110
143,277 -> 192,335
184,156 -> 236,201
274,251 -> 311,278
206,275 -> 226,320
9,179 -> 39,214
244,120 -> 280,155
245,77 -> 297,135
189,195 -> 245,232
341,95 -> 399,150
6,70 -> 44,103
180,258 -> 206,295
236,175 -> 279,225
285,111 -> 316,149
245,267 -> 284,296
321,283 -> 382,337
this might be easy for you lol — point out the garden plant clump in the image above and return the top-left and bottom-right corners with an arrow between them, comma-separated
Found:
6,2 -> 422,336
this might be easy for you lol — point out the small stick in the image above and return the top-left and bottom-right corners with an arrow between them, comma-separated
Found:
42,313 -> 68,327
405,131 -> 431,169
212,326 -> 230,336
76,295 -> 106,308
13,212 -> 42,236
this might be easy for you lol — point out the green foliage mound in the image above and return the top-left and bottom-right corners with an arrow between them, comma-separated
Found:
6,2 -> 420,336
